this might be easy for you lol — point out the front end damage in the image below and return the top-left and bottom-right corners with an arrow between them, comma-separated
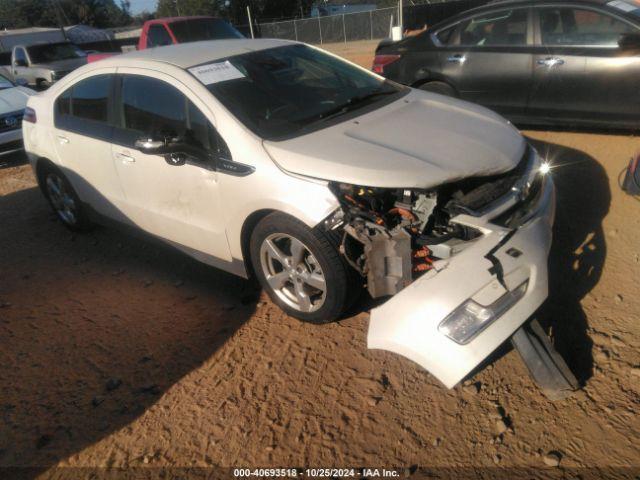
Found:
325,147 -> 577,395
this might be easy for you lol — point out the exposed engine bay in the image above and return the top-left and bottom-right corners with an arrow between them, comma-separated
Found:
324,154 -> 536,299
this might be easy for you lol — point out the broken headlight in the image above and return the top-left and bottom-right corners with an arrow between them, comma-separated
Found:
438,281 -> 528,345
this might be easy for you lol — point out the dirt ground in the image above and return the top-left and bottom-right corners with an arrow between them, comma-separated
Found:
1,42 -> 640,479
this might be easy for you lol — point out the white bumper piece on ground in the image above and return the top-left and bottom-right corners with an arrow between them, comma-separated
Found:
368,174 -> 555,388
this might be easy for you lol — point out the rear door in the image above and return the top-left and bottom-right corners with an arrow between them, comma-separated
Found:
437,7 -> 533,117
528,5 -> 640,125
52,70 -> 126,219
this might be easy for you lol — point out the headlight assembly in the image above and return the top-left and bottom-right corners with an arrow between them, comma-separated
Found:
438,280 -> 529,345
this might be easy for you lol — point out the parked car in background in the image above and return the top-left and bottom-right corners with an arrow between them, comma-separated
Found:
11,42 -> 87,89
374,0 -> 640,130
87,16 -> 244,62
0,72 -> 34,157
0,51 -> 13,81
22,39 -> 578,397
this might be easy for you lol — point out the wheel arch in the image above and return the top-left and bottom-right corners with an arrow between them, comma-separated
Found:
33,156 -> 59,194
240,208 -> 277,279
412,77 -> 460,96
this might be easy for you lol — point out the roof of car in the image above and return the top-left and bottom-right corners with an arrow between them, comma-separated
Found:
109,38 -> 297,69
144,16 -> 221,25
486,0 -> 611,5
428,0 -> 631,30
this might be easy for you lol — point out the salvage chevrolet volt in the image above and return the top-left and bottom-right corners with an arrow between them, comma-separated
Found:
22,39 -> 576,395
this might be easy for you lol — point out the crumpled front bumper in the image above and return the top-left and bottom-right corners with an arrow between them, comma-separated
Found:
368,173 -> 555,388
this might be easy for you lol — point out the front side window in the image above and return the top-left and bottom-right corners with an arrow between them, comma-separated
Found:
540,7 -> 636,46
193,44 -> 405,140
118,75 -> 227,160
459,9 -> 529,46
147,25 -> 173,47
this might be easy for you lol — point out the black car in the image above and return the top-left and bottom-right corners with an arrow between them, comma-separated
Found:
374,0 -> 640,129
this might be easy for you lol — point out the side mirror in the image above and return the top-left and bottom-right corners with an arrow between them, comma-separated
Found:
618,33 -> 640,50
134,136 -> 189,166
13,59 -> 27,67
15,78 -> 28,87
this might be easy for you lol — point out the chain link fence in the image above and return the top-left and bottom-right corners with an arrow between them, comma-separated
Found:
239,0 -> 488,45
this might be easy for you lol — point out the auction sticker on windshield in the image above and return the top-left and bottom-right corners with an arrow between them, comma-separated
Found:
189,61 -> 244,85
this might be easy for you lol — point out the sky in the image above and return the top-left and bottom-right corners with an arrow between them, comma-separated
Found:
129,0 -> 158,14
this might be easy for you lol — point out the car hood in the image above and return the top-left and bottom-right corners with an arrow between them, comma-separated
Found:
32,57 -> 87,71
263,89 -> 526,189
0,86 -> 34,113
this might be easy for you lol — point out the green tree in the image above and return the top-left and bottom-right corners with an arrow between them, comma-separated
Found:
0,0 -> 131,29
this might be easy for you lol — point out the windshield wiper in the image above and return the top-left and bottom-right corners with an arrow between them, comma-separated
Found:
313,88 -> 398,122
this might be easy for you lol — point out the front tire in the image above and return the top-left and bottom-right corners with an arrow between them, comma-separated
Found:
40,165 -> 93,231
250,212 -> 351,323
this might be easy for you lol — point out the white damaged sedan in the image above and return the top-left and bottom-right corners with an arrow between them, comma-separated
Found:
23,39 -> 577,397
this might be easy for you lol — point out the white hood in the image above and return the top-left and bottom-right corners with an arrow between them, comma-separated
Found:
263,89 -> 526,189
0,86 -> 34,114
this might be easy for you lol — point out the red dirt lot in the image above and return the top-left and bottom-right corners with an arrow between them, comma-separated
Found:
0,42 -> 639,478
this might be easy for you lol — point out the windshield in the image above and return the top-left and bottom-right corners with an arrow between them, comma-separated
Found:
191,44 -> 404,140
171,18 -> 244,42
0,73 -> 13,89
27,43 -> 86,64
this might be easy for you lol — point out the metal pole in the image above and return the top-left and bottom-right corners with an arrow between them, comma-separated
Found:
318,16 -> 323,44
370,10 -> 373,40
342,14 -> 346,44
294,19 -> 298,41
399,0 -> 403,37
247,6 -> 255,39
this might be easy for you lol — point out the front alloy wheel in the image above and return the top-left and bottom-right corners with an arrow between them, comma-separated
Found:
250,212 -> 352,323
260,233 -> 327,313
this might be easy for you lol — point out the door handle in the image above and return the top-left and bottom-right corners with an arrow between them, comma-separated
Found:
447,54 -> 466,64
537,57 -> 565,67
57,135 -> 69,144
115,152 -> 135,164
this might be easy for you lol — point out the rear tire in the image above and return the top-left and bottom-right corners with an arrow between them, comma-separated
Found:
250,212 -> 351,323
39,164 -> 93,232
419,81 -> 456,97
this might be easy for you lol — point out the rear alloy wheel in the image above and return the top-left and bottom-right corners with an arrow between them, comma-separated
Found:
41,167 -> 93,231
250,213 -> 351,323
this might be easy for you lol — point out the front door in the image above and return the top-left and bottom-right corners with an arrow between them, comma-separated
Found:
438,7 -> 533,117
528,5 -> 640,125
111,69 -> 232,262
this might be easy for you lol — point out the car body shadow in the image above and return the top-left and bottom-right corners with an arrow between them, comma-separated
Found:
0,183 -> 259,476
529,138 -> 609,386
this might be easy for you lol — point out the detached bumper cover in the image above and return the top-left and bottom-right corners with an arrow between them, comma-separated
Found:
368,174 -> 555,388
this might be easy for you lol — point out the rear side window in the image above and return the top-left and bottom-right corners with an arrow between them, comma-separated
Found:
459,9 -> 529,46
539,7 -> 636,46
147,25 -> 173,47
71,75 -> 110,122
54,74 -> 113,139
436,24 -> 458,45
